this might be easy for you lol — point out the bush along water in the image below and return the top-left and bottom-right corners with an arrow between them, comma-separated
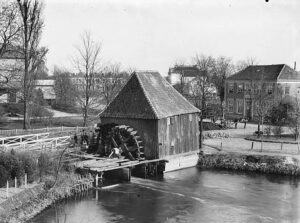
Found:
198,152 -> 300,176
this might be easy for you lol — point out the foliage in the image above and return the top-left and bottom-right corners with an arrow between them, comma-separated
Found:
0,165 -> 10,187
53,67 -> 77,110
1,103 -> 24,115
30,104 -> 54,124
264,126 -> 272,136
0,153 -> 25,186
272,126 -> 283,137
266,100 -> 293,125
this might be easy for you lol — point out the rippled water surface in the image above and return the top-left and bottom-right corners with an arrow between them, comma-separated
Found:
29,168 -> 300,223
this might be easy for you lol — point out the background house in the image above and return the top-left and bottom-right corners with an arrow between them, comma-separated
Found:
100,71 -> 200,170
167,65 -> 220,119
225,64 -> 300,120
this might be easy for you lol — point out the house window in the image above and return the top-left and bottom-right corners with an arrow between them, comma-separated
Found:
237,83 -> 243,93
245,83 -> 251,93
236,100 -> 243,114
228,83 -> 234,93
285,86 -> 290,95
267,85 -> 273,94
170,117 -> 175,125
228,99 -> 234,113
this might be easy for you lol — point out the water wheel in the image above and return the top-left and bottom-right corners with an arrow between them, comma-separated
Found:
94,123 -> 145,161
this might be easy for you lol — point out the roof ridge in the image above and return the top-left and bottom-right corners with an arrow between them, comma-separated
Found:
98,73 -> 133,117
277,64 -> 286,81
135,72 -> 159,119
161,75 -> 200,113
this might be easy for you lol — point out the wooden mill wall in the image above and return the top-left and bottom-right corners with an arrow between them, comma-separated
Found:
100,117 -> 158,159
157,113 -> 199,158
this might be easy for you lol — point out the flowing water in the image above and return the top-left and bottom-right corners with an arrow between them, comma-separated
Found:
29,168 -> 300,223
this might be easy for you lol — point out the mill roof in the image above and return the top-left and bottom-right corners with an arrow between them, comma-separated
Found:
100,71 -> 200,119
227,64 -> 299,81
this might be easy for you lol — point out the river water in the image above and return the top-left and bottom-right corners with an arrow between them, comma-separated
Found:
29,168 -> 300,223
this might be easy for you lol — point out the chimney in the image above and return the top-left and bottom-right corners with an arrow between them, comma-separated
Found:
294,61 -> 297,70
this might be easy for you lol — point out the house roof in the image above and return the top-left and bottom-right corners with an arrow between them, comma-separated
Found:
227,64 -> 292,81
100,71 -> 200,119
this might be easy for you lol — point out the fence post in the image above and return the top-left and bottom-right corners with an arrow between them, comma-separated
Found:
6,181 -> 9,198
281,143 -> 283,151
251,142 -> 254,150
15,177 -> 17,192
220,142 -> 223,150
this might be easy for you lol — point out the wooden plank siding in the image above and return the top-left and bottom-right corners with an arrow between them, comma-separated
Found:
100,117 -> 158,159
157,113 -> 199,158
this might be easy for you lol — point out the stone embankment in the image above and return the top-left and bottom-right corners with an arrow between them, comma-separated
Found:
198,152 -> 300,176
0,177 -> 93,223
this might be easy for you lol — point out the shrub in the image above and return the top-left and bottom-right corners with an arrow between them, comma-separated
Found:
264,126 -> 272,136
38,152 -> 52,180
272,126 -> 283,137
17,153 -> 37,183
0,153 -> 24,180
0,165 -> 10,187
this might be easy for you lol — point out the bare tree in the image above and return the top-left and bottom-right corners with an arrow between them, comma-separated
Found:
73,31 -> 101,126
102,63 -> 128,106
0,0 -> 22,85
193,54 -> 216,149
235,57 -> 259,72
17,0 -> 48,129
211,56 -> 235,118
252,73 -> 274,138
0,0 -> 22,58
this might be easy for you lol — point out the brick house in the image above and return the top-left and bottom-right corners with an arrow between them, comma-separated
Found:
225,64 -> 300,120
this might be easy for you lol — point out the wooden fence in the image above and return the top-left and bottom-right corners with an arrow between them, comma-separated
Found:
0,126 -> 88,137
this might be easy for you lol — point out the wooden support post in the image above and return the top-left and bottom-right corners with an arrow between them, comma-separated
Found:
95,188 -> 98,200
251,142 -> 254,151
281,143 -> 283,151
220,142 -> 223,151
95,174 -> 99,187
6,181 -> 9,198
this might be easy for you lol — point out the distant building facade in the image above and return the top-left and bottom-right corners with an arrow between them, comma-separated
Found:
167,65 -> 220,118
225,64 -> 300,120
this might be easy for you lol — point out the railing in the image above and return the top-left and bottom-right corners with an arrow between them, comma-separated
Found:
0,135 -> 71,152
0,126 -> 88,137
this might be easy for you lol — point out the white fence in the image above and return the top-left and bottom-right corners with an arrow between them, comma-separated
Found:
0,133 -> 71,152
0,126 -> 88,137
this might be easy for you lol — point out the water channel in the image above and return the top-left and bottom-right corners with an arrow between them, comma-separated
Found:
29,168 -> 300,223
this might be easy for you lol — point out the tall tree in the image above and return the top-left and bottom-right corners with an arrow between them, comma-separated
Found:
0,0 -> 22,84
211,56 -> 234,118
17,0 -> 47,129
73,31 -> 101,126
0,0 -> 21,58
193,54 -> 215,149
53,67 -> 77,109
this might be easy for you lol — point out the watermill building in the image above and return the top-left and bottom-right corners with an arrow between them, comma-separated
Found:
100,71 -> 200,171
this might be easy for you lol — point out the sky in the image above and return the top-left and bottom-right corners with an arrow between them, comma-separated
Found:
41,0 -> 300,76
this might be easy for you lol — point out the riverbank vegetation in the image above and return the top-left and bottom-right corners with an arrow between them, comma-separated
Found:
198,152 -> 300,176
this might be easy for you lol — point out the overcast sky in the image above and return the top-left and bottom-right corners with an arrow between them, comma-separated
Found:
41,0 -> 300,76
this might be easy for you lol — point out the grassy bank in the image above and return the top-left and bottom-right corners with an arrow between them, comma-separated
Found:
198,152 -> 300,176
0,172 -> 93,223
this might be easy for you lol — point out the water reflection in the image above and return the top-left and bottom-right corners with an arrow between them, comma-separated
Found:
29,168 -> 300,223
